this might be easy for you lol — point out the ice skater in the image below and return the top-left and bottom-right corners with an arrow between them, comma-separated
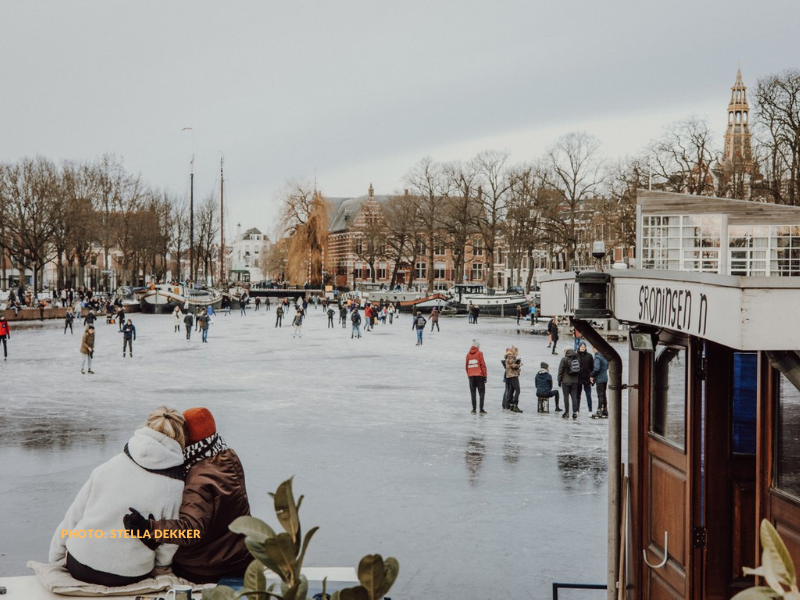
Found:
412,311 -> 427,346
547,316 -> 559,355
430,307 -> 440,332
339,305 -> 347,328
198,310 -> 210,343
122,319 -> 136,357
275,305 -> 284,327
503,346 -> 522,413
466,339 -> 487,414
80,325 -> 95,374
351,308 -> 362,339
327,307 -> 335,328
184,311 -> 194,340
173,306 -> 182,333
64,308 -> 75,335
0,314 -> 10,360
292,309 -> 304,338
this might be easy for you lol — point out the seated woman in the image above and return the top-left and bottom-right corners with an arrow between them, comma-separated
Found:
48,408 -> 186,586
124,407 -> 252,583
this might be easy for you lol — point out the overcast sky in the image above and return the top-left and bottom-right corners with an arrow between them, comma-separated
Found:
2,1 -> 798,239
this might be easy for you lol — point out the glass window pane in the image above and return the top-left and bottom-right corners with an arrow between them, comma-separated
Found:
732,353 -> 757,455
651,346 -> 687,450
777,372 -> 800,497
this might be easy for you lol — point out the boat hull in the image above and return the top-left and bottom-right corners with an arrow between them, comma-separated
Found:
448,296 -> 528,316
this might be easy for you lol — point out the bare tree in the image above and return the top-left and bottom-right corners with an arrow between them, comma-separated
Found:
441,161 -> 481,282
56,161 -> 98,289
543,132 -> 606,271
168,195 -> 189,281
474,150 -> 514,288
405,157 -> 448,291
754,70 -> 800,205
647,116 -> 718,195
381,191 -> 418,288
0,157 -> 60,294
195,194 -> 220,283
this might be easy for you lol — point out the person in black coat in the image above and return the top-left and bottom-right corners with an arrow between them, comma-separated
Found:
122,319 -> 136,357
577,343 -> 594,413
183,312 -> 194,340
547,317 -> 559,355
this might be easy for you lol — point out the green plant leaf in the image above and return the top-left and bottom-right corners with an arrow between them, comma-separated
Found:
357,554 -> 386,599
230,516 -> 277,542
273,477 -> 300,539
296,575 -> 308,600
245,539 -> 286,581
761,520 -> 797,587
263,532 -> 298,587
244,559 -> 267,592
297,526 -> 320,573
731,587 -> 781,600
377,556 -> 399,597
202,585 -> 238,600
337,586 -> 370,600
744,566 -> 765,577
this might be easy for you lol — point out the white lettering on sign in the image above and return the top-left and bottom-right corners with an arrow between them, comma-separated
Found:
637,285 -> 708,336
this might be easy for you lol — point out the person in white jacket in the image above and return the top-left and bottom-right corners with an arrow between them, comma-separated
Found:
49,407 -> 186,586
173,306 -> 182,333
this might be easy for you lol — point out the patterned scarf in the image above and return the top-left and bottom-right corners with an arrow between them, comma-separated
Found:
183,432 -> 228,474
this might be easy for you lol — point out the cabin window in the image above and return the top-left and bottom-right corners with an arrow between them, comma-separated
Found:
651,346 -> 687,450
776,372 -> 800,498
732,352 -> 757,455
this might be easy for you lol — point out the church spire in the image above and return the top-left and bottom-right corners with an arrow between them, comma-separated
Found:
724,67 -> 752,167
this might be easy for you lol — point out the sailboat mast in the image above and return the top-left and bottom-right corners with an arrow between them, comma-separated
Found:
220,156 -> 225,286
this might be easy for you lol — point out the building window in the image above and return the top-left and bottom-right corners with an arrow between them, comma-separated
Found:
473,238 -> 483,256
434,262 -> 446,280
777,372 -> 800,498
434,241 -> 445,256
355,239 -> 363,255
416,239 -> 427,255
415,262 -> 427,279
471,262 -> 483,280
378,263 -> 387,280
770,226 -> 800,277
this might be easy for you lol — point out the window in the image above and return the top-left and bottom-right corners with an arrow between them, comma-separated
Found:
416,239 -> 427,255
434,241 -> 445,256
377,263 -> 387,280
471,262 -> 483,280
641,215 -> 720,273
473,238 -> 483,256
770,226 -> 800,277
732,352 -> 757,455
651,346 -> 687,450
777,372 -> 800,497
355,239 -> 363,255
729,226 -> 768,276
415,262 -> 427,279
434,262 -> 446,280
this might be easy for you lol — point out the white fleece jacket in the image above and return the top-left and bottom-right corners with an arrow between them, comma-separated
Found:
48,427 -> 185,578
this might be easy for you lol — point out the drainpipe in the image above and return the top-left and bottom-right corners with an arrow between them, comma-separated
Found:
571,317 -> 624,600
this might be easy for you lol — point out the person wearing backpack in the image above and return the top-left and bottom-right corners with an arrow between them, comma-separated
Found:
535,362 -> 561,412
327,307 -> 335,328
412,311 -> 427,346
590,346 -> 610,419
351,308 -> 362,339
339,305 -> 348,328
557,348 -> 581,419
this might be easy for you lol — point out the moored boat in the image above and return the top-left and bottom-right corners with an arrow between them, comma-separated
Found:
446,284 -> 527,316
139,284 -> 222,314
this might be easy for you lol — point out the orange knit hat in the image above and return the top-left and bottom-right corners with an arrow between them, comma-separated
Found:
183,407 -> 217,444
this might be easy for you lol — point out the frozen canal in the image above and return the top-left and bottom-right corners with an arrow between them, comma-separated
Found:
0,308 -> 628,599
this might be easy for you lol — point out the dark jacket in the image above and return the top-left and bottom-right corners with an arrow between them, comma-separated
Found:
198,315 -> 209,330
535,369 -> 554,395
412,315 -> 427,330
351,311 -> 362,325
122,324 -> 136,340
577,349 -> 594,383
184,313 -> 194,327
557,349 -> 580,385
547,320 -> 559,340
591,352 -> 609,384
150,449 -> 252,583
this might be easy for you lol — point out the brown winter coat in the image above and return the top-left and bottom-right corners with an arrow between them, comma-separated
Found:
150,448 -> 252,583
504,351 -> 521,379
80,330 -> 94,355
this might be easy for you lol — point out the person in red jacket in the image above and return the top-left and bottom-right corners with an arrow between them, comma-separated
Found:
0,314 -> 9,360
466,339 -> 488,414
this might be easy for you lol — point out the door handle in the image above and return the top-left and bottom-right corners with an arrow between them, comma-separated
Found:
643,532 -> 669,569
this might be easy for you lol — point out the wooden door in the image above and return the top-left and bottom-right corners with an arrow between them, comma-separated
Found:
642,341 -> 699,600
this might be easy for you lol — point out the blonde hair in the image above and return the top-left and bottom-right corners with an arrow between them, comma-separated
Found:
146,407 -> 186,449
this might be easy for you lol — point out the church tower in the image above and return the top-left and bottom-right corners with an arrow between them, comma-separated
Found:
723,68 -> 753,175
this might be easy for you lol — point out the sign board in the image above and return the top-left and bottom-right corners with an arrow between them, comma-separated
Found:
540,270 -> 800,351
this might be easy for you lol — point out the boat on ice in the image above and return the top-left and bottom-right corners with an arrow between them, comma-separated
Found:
446,283 -> 527,316
138,284 -> 223,314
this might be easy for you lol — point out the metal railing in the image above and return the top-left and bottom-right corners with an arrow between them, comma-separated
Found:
552,582 -> 607,600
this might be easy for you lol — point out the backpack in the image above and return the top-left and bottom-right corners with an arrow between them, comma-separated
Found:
568,356 -> 581,374
416,316 -> 426,328
352,313 -> 361,325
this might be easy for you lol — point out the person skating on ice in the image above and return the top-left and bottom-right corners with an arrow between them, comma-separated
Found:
80,325 -> 95,374
557,348 -> 581,419
547,316 -> 559,354
430,307 -> 440,332
64,308 -> 75,335
504,346 -> 523,413
122,319 -> 136,357
0,314 -> 10,360
351,308 -> 362,339
412,311 -> 427,346
275,305 -> 283,327
292,309 -> 304,338
183,311 -> 194,340
327,306 -> 335,328
466,339 -> 487,414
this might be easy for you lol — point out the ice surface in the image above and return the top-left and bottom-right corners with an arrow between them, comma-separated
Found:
0,309 -> 629,598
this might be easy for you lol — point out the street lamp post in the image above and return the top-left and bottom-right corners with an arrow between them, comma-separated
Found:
182,127 -> 194,282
